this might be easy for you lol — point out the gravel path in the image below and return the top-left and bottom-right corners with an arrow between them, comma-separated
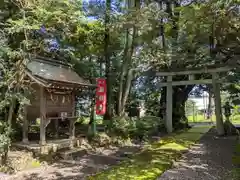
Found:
158,128 -> 237,180
1,163 -> 96,180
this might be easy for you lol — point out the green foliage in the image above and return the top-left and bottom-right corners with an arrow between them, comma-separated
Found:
106,116 -> 164,141
233,105 -> 240,116
88,131 -> 132,147
0,133 -> 11,156
88,132 -> 112,147
0,122 -> 11,151
0,122 -> 11,165
133,116 -> 164,140
10,122 -> 23,141
107,117 -> 131,139
0,0 -> 91,165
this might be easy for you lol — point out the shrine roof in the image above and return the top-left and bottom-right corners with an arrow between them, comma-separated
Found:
26,56 -> 95,88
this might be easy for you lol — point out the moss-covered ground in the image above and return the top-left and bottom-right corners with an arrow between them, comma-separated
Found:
88,126 -> 211,180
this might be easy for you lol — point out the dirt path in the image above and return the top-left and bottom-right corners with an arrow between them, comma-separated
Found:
1,145 -> 143,180
158,128 -> 238,180
1,153 -> 116,180
4,162 -> 101,180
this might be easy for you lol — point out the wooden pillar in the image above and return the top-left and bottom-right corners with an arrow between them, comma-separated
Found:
166,76 -> 173,133
212,73 -> 225,135
72,92 -> 76,116
69,117 -> 76,149
39,86 -> 46,145
69,118 -> 76,140
69,93 -> 76,148
22,106 -> 29,144
69,118 -> 75,149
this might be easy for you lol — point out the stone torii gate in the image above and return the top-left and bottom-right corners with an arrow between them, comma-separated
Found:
155,64 -> 236,135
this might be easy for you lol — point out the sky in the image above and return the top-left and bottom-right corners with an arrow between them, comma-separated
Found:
189,91 -> 211,110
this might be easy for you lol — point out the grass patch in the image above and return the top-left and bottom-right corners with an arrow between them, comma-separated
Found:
231,114 -> 240,180
76,116 -> 103,124
30,160 -> 41,168
188,114 -> 240,124
188,114 -> 215,122
88,126 -> 211,180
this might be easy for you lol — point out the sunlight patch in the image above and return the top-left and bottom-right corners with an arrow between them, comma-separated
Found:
160,142 -> 188,151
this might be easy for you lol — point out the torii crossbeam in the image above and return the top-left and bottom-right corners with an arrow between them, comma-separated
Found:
154,63 -> 238,135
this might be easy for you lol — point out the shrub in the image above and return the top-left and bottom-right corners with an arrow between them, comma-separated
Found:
111,136 -> 132,147
133,116 -> 164,140
0,122 -> 11,165
107,116 -> 164,141
11,122 -> 23,142
107,117 -> 132,139
88,132 -> 112,147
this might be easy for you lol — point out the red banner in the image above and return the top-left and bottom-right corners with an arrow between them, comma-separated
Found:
96,78 -> 106,115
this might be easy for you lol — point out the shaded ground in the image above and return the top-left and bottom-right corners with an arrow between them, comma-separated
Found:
1,144 -> 143,180
158,128 -> 238,180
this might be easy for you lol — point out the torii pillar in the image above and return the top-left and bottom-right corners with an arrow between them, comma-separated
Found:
166,75 -> 173,133
212,72 -> 225,135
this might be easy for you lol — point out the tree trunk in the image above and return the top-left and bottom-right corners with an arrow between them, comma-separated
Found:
117,29 -> 130,115
117,0 -> 139,116
159,85 -> 194,130
103,0 -> 113,120
121,69 -> 134,114
172,90 -> 188,129
7,99 -> 16,132
207,88 -> 213,119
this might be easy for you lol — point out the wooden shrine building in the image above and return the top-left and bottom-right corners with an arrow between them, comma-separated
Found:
22,56 -> 95,147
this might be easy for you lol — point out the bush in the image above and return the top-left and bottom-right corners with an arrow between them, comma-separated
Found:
11,122 -> 23,142
0,122 -> 11,165
88,132 -> 133,148
106,116 -> 164,141
107,117 -> 132,139
133,116 -> 164,141
89,132 -> 112,147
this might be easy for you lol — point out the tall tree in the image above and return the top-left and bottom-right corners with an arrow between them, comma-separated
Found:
104,0 -> 113,120
117,0 -> 140,116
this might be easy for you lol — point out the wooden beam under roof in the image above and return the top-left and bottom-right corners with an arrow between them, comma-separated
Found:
25,70 -> 51,87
